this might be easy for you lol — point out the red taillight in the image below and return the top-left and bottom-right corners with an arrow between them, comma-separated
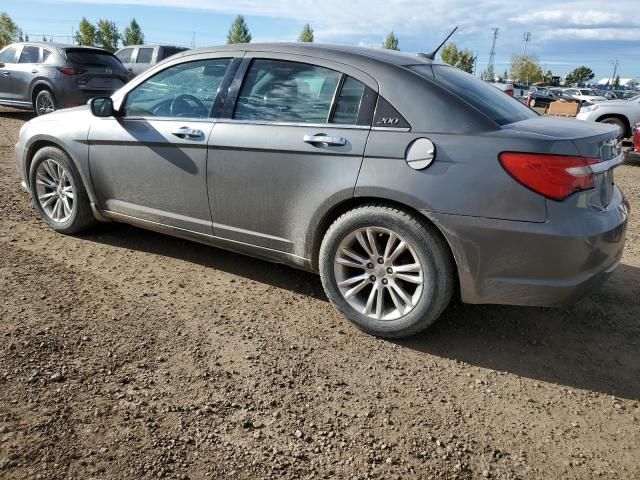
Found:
56,66 -> 86,75
504,89 -> 514,96
499,152 -> 599,201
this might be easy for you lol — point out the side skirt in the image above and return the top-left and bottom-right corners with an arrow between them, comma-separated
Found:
100,209 -> 315,273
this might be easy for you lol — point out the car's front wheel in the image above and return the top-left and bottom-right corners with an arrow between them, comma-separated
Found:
29,146 -> 96,234
34,89 -> 56,116
319,205 -> 455,338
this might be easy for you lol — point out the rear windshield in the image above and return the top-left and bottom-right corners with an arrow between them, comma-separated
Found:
65,49 -> 123,69
409,64 -> 537,126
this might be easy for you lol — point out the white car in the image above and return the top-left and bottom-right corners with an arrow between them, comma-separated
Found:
564,88 -> 608,103
576,94 -> 640,138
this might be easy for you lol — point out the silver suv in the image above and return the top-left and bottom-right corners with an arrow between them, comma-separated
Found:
14,43 -> 629,338
115,44 -> 189,77
0,42 -> 129,115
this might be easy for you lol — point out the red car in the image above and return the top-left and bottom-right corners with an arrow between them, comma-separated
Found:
631,122 -> 640,160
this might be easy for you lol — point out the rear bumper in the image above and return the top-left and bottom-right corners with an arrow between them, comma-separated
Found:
428,187 -> 629,307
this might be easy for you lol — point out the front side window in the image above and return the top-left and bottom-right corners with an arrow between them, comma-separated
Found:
410,64 -> 537,126
19,46 -> 40,64
234,59 -> 342,124
116,48 -> 133,64
136,48 -> 154,64
124,58 -> 231,118
0,46 -> 18,64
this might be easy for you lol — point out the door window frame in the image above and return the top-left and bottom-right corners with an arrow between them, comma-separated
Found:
220,53 -> 378,129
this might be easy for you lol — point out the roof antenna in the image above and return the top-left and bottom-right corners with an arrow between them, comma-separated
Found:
418,26 -> 458,60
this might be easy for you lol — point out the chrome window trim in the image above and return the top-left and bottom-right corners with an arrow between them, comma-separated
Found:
115,116 -> 216,123
371,126 -> 411,132
216,118 -> 370,130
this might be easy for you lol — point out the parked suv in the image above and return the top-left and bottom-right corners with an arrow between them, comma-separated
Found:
115,45 -> 189,77
0,42 -> 129,115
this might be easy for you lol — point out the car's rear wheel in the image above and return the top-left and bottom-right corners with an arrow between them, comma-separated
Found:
29,146 -> 96,234
34,89 -> 56,116
530,98 -> 536,107
319,205 -> 455,338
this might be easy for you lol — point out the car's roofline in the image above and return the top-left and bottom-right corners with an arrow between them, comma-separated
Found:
173,42 -> 435,68
7,42 -> 114,52
116,44 -> 189,50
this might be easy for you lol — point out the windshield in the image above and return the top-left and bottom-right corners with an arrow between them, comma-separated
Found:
408,64 -> 537,126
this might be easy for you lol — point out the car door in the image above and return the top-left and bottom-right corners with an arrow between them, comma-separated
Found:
115,47 -> 135,75
132,47 -> 155,76
11,45 -> 40,102
88,55 -> 236,234
207,54 -> 377,256
0,45 -> 20,101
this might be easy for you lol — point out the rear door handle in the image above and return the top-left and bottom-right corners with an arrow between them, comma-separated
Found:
303,134 -> 347,147
2,71 -> 10,76
31,69 -> 38,74
171,127 -> 204,139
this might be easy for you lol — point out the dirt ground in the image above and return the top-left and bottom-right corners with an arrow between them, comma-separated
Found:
0,107 -> 638,480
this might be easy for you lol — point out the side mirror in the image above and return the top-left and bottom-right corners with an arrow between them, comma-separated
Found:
89,97 -> 115,117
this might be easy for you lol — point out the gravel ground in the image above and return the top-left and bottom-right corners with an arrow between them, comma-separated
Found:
1,107 -> 639,480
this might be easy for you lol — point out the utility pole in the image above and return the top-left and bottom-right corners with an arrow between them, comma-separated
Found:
522,32 -> 531,57
611,59 -> 619,88
487,27 -> 498,81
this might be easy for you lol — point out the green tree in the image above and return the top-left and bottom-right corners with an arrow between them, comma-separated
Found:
440,42 -> 475,74
383,31 -> 399,50
122,18 -> 144,46
298,23 -> 314,42
614,75 -> 620,88
95,19 -> 120,52
510,54 -> 543,84
565,66 -> 595,85
75,17 -> 96,46
0,12 -> 22,48
226,15 -> 251,44
544,69 -> 553,82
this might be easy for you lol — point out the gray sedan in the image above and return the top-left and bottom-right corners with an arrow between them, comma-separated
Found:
14,43 -> 629,338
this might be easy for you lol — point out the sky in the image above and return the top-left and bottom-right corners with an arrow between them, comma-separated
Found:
3,0 -> 639,81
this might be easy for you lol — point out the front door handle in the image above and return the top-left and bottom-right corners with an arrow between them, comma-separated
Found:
303,134 -> 347,147
171,127 -> 204,139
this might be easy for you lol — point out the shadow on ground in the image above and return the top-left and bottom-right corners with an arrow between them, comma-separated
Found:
83,222 -> 640,400
0,109 -> 35,120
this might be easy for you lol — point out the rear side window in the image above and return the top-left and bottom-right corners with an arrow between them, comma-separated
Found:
332,76 -> 366,125
234,59 -> 341,124
19,46 -> 40,63
42,49 -> 53,63
0,46 -> 18,63
116,48 -> 134,63
65,49 -> 123,70
161,47 -> 187,60
136,48 -> 154,64
409,64 -> 537,125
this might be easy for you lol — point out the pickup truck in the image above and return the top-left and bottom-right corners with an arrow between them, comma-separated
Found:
115,45 -> 189,77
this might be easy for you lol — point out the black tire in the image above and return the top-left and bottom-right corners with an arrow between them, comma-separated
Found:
319,205 -> 455,339
29,146 -> 97,234
598,116 -> 628,139
34,89 -> 56,116
530,98 -> 536,107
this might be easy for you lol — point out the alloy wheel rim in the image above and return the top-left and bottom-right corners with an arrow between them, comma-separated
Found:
37,94 -> 54,114
35,159 -> 74,223
333,226 -> 424,321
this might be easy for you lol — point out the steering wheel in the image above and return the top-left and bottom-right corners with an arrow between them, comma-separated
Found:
170,94 -> 208,117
